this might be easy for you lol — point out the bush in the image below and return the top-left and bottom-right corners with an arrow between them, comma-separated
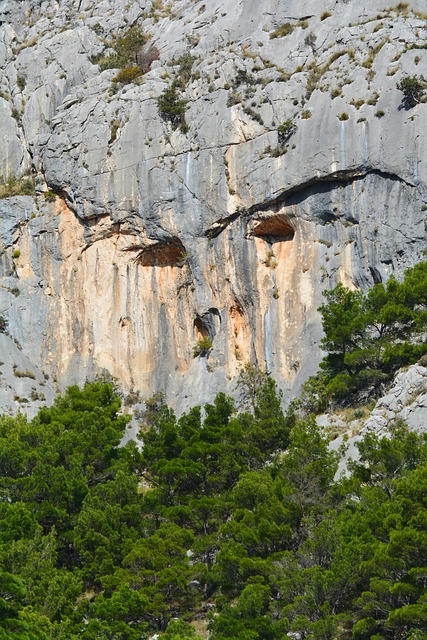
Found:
109,119 -> 120,143
227,91 -> 242,108
97,52 -> 123,71
113,66 -> 143,84
169,53 -> 196,90
44,190 -> 56,202
157,80 -> 188,133
299,372 -> 330,413
277,119 -> 297,145
95,26 -> 157,76
0,175 -> 35,198
13,369 -> 36,379
397,75 -> 425,108
113,26 -> 149,67
193,336 -> 212,358
124,391 -> 140,406
270,23 -> 294,39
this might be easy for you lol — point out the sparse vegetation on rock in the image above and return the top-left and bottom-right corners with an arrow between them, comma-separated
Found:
112,65 -> 143,84
397,74 -> 426,108
93,26 -> 159,85
192,335 -> 212,357
270,22 -> 294,39
158,80 -> 188,133
0,175 -> 34,198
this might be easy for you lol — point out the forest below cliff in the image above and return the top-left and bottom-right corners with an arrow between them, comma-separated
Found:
1,386 -> 427,640
1,263 -> 427,640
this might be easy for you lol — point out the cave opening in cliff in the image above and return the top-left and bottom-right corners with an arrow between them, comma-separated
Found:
252,215 -> 295,243
194,318 -> 208,341
136,239 -> 187,267
194,308 -> 221,341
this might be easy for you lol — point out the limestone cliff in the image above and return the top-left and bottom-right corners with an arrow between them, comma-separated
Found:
1,0 -> 426,412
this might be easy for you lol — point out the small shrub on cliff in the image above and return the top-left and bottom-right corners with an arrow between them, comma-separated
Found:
157,80 -> 188,133
193,336 -> 212,358
277,119 -> 297,143
0,175 -> 35,198
17,75 -> 26,91
270,22 -> 294,38
124,391 -> 140,406
13,369 -> 36,379
112,66 -> 143,84
397,75 -> 425,108
169,53 -> 196,90
44,190 -> 57,202
95,26 -> 159,80
275,119 -> 297,152
109,119 -> 120,143
108,26 -> 149,68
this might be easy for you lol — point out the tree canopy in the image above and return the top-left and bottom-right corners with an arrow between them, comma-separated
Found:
1,375 -> 427,639
311,261 -> 427,406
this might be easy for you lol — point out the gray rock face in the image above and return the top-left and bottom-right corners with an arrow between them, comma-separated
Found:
0,333 -> 56,418
362,365 -> 427,435
1,0 -> 426,411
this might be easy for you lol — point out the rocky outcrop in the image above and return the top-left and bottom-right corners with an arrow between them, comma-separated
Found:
361,364 -> 427,434
327,363 -> 427,477
1,0 -> 426,411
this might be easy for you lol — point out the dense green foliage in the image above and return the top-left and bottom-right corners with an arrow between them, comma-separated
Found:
1,377 -> 427,639
306,261 -> 427,407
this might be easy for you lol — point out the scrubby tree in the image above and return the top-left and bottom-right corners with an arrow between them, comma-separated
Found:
316,261 -> 427,403
235,363 -> 269,411
157,80 -> 188,133
397,75 -> 425,108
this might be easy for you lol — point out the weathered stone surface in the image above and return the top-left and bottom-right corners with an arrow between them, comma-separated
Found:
0,0 -> 426,412
0,333 -> 56,418
362,365 -> 427,434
